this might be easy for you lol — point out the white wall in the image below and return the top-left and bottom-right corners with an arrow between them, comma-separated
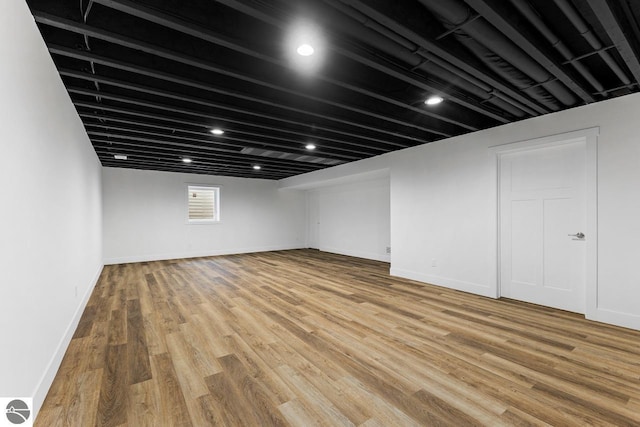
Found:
306,177 -> 390,262
390,137 -> 492,296
281,93 -> 640,331
0,0 -> 103,417
103,168 -> 306,263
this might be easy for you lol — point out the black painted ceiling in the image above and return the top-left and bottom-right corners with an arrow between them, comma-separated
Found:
27,0 -> 640,179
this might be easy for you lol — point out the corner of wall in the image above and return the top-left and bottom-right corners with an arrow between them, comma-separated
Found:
32,264 -> 104,418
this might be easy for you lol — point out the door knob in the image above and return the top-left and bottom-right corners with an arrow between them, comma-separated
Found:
568,232 -> 585,239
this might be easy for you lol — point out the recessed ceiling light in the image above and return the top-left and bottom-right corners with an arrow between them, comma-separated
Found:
425,96 -> 444,105
296,44 -> 315,56
114,154 -> 127,160
253,165 -> 261,170
305,143 -> 316,150
287,21 -> 325,74
210,128 -> 225,135
182,158 -> 192,163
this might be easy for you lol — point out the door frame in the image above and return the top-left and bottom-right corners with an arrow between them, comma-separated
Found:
488,127 -> 598,317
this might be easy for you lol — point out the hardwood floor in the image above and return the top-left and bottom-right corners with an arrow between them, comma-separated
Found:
36,249 -> 640,426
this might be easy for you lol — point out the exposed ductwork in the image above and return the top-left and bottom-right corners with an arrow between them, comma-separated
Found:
552,0 -> 631,87
91,0 -> 480,134
318,0 -> 528,118
417,0 -> 578,109
509,0 -> 604,93
240,147 -> 343,165
25,0 -> 640,179
217,0 -> 511,125
333,0 -> 549,115
450,33 -> 561,110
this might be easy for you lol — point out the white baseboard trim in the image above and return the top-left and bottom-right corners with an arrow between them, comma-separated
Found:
318,246 -> 391,263
103,245 -> 305,265
391,270 -> 639,331
390,268 -> 495,298
32,263 -> 104,420
589,307 -> 640,331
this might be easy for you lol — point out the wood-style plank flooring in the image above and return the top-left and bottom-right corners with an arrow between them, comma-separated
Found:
37,249 -> 640,426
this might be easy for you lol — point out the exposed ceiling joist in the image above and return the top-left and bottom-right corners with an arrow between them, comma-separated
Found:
92,0 -> 499,129
75,105 -> 384,157
329,0 -> 550,115
93,148 -> 306,175
462,0 -> 595,104
72,98 -> 403,153
50,46 -> 423,145
197,0 -> 509,124
33,12 -> 451,138
26,0 -> 640,178
88,133 -> 323,172
584,0 -> 640,84
61,69 -> 411,151
85,122 -> 353,163
79,113 -> 366,159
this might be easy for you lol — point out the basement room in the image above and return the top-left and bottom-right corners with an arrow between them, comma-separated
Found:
1,0 -> 640,425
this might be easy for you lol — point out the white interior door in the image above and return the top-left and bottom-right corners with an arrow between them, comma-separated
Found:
500,140 -> 587,313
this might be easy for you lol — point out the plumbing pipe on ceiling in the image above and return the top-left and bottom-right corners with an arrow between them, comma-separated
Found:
509,0 -> 604,93
552,0 -> 631,86
319,0 -> 528,118
333,0 -> 547,116
417,0 -> 578,109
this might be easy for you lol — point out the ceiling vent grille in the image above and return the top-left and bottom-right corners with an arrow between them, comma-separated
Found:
241,147 -> 344,166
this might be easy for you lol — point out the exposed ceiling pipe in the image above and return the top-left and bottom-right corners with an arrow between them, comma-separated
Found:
92,146 -> 318,176
74,102 -> 387,155
215,0 -> 508,125
78,111 -> 366,158
553,0 -> 631,86
50,45 -> 417,148
219,0 -> 508,123
417,0 -> 577,108
87,132 -> 319,172
69,87 -> 408,152
85,127 -> 316,166
80,0 -> 101,101
79,113 -> 363,159
463,0 -> 593,104
98,155 -> 290,179
618,1 -> 640,53
87,136 -> 320,171
73,99 -> 403,155
318,0 -> 526,118
98,155 -> 308,179
100,156 -> 288,176
509,0 -> 603,93
88,0 -> 474,132
584,0 -> 640,84
279,0 -> 523,119
333,0 -> 548,116
85,125 -> 345,166
451,35 -> 561,109
66,74 -> 424,151
88,125 -> 345,166
33,12 -> 448,139
331,43 -> 499,125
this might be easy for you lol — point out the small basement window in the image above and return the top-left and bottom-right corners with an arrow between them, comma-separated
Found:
187,185 -> 220,223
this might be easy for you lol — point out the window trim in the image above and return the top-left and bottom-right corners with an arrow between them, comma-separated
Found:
185,184 -> 221,224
